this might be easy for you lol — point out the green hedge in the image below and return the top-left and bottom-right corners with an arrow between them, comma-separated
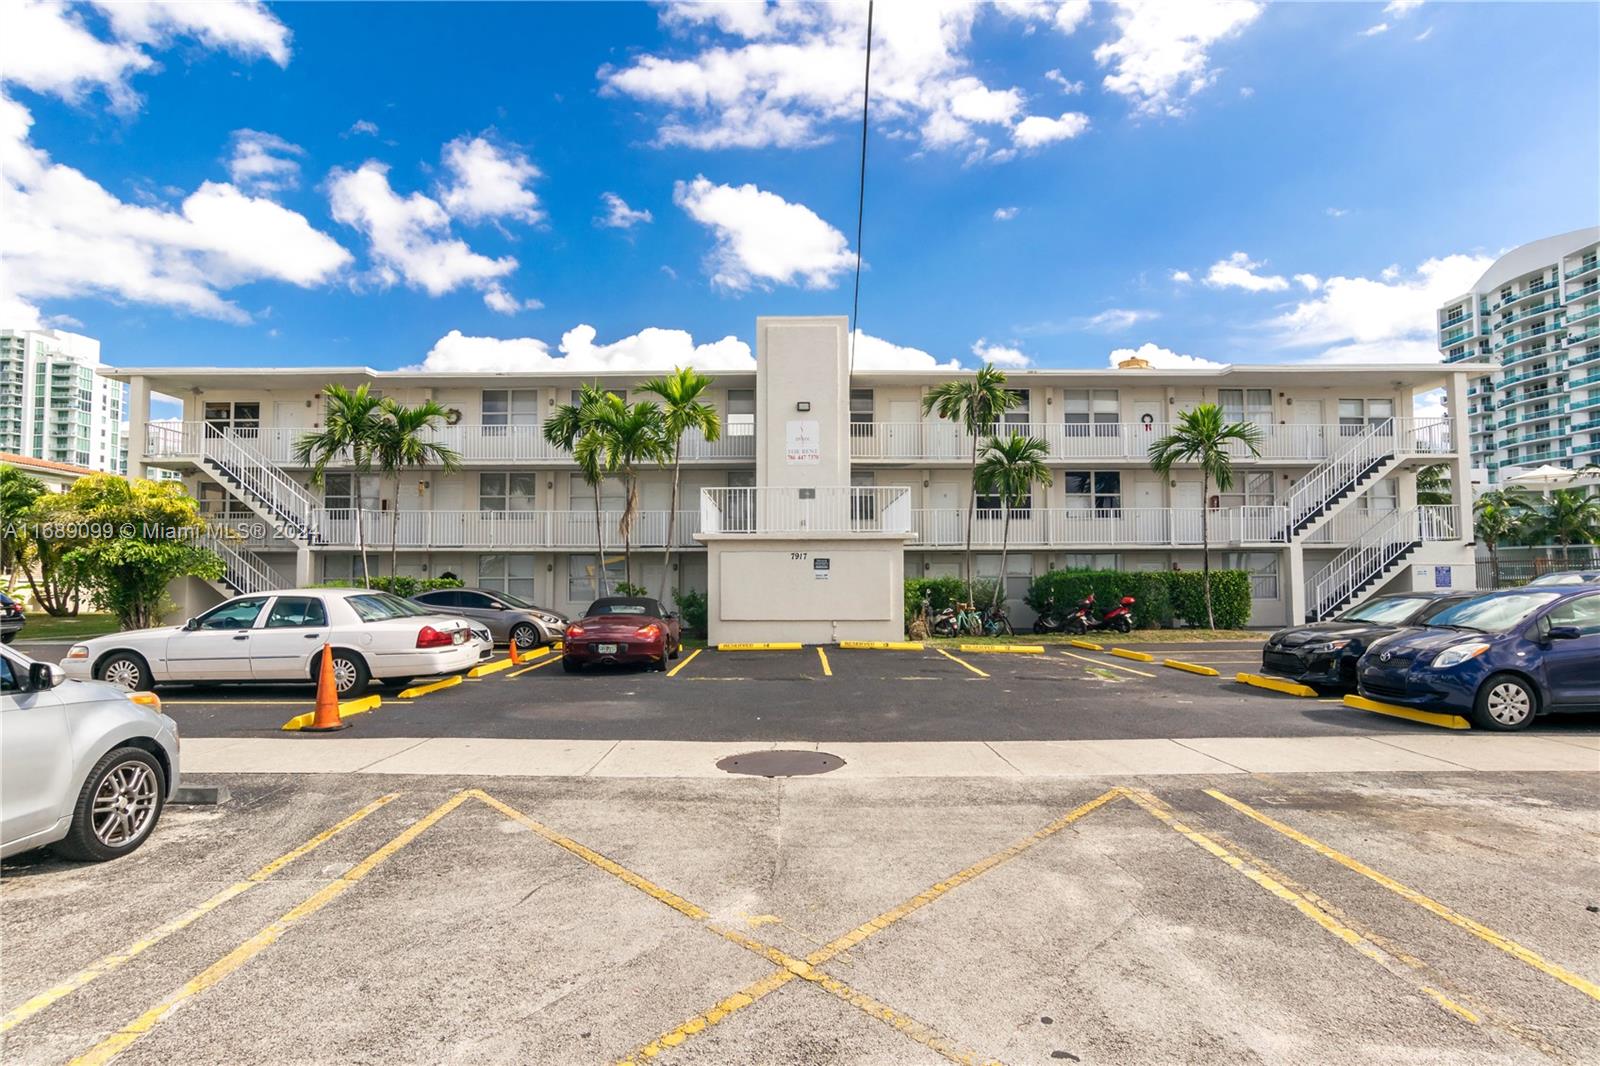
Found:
904,576 -> 1000,621
673,589 -> 708,636
313,575 -> 464,598
1159,569 -> 1252,629
1021,567 -> 1254,630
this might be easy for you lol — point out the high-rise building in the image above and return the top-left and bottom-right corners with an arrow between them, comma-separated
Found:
1438,226 -> 1600,483
0,328 -> 127,475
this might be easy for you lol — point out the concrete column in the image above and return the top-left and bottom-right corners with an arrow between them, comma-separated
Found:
755,316 -> 849,487
1444,368 -> 1472,542
1285,543 -> 1307,625
295,546 -> 316,586
126,375 -> 150,481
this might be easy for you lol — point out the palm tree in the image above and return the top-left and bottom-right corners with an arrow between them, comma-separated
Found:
973,434 -> 1053,611
921,364 -> 1020,606
1473,487 -> 1532,587
544,384 -> 613,600
294,384 -> 384,586
583,394 -> 670,588
638,367 -> 720,602
372,399 -> 461,584
1416,463 -> 1452,506
1520,487 -> 1600,567
1148,404 -> 1264,629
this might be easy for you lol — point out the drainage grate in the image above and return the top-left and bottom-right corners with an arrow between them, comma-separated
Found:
716,750 -> 845,778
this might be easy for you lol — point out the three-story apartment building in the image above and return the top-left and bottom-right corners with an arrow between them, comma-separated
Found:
109,316 -> 1474,631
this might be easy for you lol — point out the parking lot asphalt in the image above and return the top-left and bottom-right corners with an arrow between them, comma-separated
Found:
4,771 -> 1597,1065
95,642 -> 1600,743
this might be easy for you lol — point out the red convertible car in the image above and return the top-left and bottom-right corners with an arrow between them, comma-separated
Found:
562,596 -> 683,672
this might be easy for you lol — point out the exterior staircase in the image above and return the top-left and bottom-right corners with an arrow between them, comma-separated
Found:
1281,421 -> 1399,542
199,427 -> 321,543
1304,508 -> 1430,622
200,529 -> 280,596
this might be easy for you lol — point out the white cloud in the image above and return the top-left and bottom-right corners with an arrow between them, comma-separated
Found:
346,119 -> 379,137
1085,308 -> 1160,332
327,161 -> 516,296
1325,206 -> 1348,218
1,91 -> 349,325
1269,253 -> 1495,361
971,338 -> 1031,368
1359,23 -> 1389,37
438,136 -> 543,225
91,1 -> 290,66
1012,110 -> 1090,148
225,129 -> 302,195
1414,27 -> 1434,42
596,192 -> 653,229
482,286 -> 542,316
993,206 -> 1019,221
415,324 -> 755,373
1170,269 -> 1193,284
1108,342 -> 1226,370
600,3 -> 1092,157
1384,1 -> 1425,16
1095,0 -> 1264,117
1413,386 -> 1446,420
1204,251 -> 1288,293
673,175 -> 854,292
1044,68 -> 1085,93
853,330 -> 962,371
1293,273 -> 1321,292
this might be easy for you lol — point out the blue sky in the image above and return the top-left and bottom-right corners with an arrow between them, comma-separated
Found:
3,1 -> 1597,379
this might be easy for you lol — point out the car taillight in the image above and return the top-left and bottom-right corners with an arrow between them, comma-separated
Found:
566,624 -> 585,638
416,625 -> 454,649
636,623 -> 661,639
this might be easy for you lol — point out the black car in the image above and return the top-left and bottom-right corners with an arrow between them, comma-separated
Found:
0,592 -> 23,644
1262,592 -> 1475,690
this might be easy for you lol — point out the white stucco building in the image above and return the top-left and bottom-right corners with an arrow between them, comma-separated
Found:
0,328 -> 127,475
1438,226 -> 1600,484
109,316 -> 1475,637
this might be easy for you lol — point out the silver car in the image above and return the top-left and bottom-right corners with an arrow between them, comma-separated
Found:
409,587 -> 567,647
1,645 -> 180,862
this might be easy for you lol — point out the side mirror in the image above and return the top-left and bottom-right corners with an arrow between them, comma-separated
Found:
1547,625 -> 1582,641
184,617 -> 201,631
487,602 -> 505,611
27,662 -> 54,691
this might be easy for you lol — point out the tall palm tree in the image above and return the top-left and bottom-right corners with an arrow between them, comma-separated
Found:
294,384 -> 384,586
921,364 -> 1020,605
1148,403 -> 1264,629
1521,487 -> 1600,567
973,434 -> 1053,611
372,399 -> 462,584
1416,463 -> 1452,506
1473,487 -> 1532,587
638,367 -> 720,602
583,394 -> 670,588
544,384 -> 613,600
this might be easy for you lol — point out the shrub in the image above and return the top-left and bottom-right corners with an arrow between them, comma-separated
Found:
1160,569 -> 1252,629
673,588 -> 708,636
904,577 -> 1002,622
613,581 -> 649,596
1024,569 -> 1173,630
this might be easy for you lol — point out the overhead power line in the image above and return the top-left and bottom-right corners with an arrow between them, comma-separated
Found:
848,0 -> 874,377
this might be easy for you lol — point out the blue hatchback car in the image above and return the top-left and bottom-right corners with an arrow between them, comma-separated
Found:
1357,586 -> 1600,730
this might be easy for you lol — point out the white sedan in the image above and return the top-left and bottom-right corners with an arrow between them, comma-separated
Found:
62,589 -> 494,696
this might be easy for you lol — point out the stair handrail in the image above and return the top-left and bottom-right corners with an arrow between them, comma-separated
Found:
1306,507 -> 1421,621
201,426 -> 319,536
1283,420 -> 1392,534
200,528 -> 278,596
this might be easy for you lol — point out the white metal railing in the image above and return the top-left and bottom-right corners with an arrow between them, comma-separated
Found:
201,529 -> 279,595
1306,508 -> 1427,621
308,508 -> 703,550
848,422 -> 1378,464
201,427 -> 319,535
909,506 -> 1290,548
700,486 -> 912,535
1304,503 -> 1458,545
1282,418 -> 1453,537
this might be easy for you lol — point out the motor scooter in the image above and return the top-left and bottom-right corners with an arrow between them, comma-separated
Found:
1064,592 -> 1136,635
1032,594 -> 1067,634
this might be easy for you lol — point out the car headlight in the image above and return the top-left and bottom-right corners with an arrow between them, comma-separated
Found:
537,612 -> 562,625
1303,639 -> 1351,654
65,644 -> 89,660
1431,642 -> 1490,669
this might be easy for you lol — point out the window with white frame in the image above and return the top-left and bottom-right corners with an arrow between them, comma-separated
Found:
1061,552 -> 1119,570
1362,476 -> 1399,514
322,472 -> 353,510
1062,470 -> 1121,513
1223,551 -> 1279,599
322,553 -> 369,583
975,485 -> 1032,517
483,389 -> 538,428
1002,388 -> 1030,426
197,482 -> 249,517
480,472 -> 537,511
849,388 -> 874,427
479,553 -> 537,600
1339,397 -> 1395,436
1219,388 -> 1272,430
567,554 -> 626,601
569,473 -> 625,511
1062,389 -> 1119,437
1219,471 -> 1275,510
726,389 -> 755,436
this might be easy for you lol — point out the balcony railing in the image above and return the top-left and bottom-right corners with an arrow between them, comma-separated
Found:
1567,280 -> 1600,303
1494,301 -> 1562,329
1564,260 -> 1600,280
1493,279 -> 1558,310
700,486 -> 911,535
908,506 -> 1291,548
309,509 -> 703,550
847,421 -> 1381,464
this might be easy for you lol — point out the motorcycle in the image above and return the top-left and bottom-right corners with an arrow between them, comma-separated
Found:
1031,594 -> 1066,634
1065,592 -> 1136,635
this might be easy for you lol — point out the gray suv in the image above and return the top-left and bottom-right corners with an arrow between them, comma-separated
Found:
410,588 -> 566,648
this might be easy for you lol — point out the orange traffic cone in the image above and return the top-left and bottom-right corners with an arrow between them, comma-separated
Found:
303,643 -> 349,732
509,638 -> 524,665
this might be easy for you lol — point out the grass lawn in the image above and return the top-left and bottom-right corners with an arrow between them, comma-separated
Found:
10,612 -> 121,641
928,628 -> 1264,645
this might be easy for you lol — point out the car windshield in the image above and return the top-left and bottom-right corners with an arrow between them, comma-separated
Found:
586,597 -> 658,617
1338,596 -> 1432,624
1421,591 -> 1561,633
348,593 -> 431,622
1527,572 -> 1597,586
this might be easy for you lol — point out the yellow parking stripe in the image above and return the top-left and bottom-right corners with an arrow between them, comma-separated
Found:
1206,789 -> 1600,1003
396,675 -> 462,699
838,640 -> 924,651
1058,649 -> 1155,677
0,795 -> 398,1035
816,646 -> 832,677
957,643 -> 1044,654
509,655 -> 563,678
717,642 -> 802,651
932,646 -> 988,678
68,791 -> 473,1066
1120,788 -> 1479,1025
666,647 -> 702,677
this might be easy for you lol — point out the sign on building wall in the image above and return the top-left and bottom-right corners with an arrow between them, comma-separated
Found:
785,420 -> 820,464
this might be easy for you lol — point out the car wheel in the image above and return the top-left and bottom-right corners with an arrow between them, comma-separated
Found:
562,657 -> 580,674
98,652 -> 150,692
669,641 -> 681,660
54,746 -> 166,862
1473,673 -> 1537,731
509,623 -> 538,650
325,650 -> 369,696
653,654 -> 669,672
1,630 -> 13,644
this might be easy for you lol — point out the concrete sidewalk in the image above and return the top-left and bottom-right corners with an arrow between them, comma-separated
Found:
182,733 -> 1600,778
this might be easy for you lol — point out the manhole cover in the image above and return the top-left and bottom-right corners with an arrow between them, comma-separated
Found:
716,750 -> 845,777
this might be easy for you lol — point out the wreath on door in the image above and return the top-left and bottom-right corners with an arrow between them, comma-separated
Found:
444,407 -> 463,426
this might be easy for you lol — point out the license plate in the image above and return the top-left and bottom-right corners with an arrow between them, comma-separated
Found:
452,631 -> 465,644
595,643 -> 618,654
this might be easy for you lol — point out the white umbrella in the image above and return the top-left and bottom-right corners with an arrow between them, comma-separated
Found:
1503,464 -> 1596,488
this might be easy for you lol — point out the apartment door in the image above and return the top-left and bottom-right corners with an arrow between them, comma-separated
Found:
272,401 -> 301,463
887,400 -> 919,460
1133,401 -> 1162,459
1173,481 -> 1203,544
433,479 -> 465,548
929,480 -> 963,547
1294,399 -> 1325,459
